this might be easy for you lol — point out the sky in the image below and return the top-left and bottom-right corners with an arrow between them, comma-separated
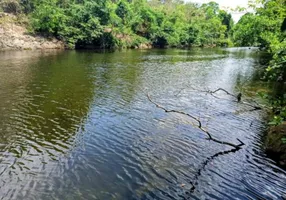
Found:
187,0 -> 250,22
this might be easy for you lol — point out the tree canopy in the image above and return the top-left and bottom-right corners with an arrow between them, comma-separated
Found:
0,0 -> 234,49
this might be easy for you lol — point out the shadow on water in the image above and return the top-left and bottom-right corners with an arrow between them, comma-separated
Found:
0,48 -> 286,200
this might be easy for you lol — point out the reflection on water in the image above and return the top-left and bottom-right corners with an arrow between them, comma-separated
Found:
0,48 -> 285,199
0,50 -> 97,198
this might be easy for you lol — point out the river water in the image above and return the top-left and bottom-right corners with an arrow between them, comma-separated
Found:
0,48 -> 285,199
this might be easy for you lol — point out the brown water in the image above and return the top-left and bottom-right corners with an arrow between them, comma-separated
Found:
0,48 -> 285,200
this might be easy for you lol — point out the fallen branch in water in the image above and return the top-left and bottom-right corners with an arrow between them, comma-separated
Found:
187,147 -> 241,194
147,93 -> 245,149
176,87 -> 262,111
206,88 -> 262,110
208,88 -> 237,98
147,93 -> 202,128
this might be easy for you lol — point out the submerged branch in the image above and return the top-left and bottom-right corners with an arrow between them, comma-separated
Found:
178,87 -> 262,111
209,88 -> 262,110
188,147 -> 242,194
147,94 -> 245,149
147,93 -> 202,128
209,88 -> 237,98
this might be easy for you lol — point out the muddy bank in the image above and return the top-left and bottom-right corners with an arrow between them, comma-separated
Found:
0,13 -> 64,51
265,122 -> 286,168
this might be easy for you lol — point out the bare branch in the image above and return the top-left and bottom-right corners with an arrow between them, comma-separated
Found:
183,87 -> 263,111
147,94 -> 244,149
147,93 -> 202,128
210,88 -> 237,98
188,147 -> 242,194
239,101 -> 262,110
207,88 -> 263,110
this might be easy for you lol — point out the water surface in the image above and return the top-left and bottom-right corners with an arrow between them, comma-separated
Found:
0,48 -> 285,199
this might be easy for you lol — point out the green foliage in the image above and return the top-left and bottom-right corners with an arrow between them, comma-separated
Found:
269,116 -> 284,126
30,1 -> 103,48
271,99 -> 286,124
233,0 -> 285,49
268,97 -> 286,125
1,0 -> 234,49
233,0 -> 286,125
31,1 -> 65,34
233,13 -> 260,46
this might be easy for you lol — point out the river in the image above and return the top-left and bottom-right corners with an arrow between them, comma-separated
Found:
0,48 -> 285,199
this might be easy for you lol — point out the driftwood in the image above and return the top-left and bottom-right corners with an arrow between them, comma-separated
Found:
147,93 -> 245,149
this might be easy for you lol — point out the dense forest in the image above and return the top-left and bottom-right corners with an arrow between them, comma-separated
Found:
0,0 -> 233,49
0,0 -> 285,123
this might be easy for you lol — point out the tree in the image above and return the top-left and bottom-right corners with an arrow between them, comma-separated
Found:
5,0 -> 234,48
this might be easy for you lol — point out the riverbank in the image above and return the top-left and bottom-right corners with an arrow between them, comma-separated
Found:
265,122 -> 286,168
0,13 -> 158,51
0,13 -> 64,51
0,13 -> 155,51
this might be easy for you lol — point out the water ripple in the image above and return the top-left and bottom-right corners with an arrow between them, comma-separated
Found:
0,49 -> 285,199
